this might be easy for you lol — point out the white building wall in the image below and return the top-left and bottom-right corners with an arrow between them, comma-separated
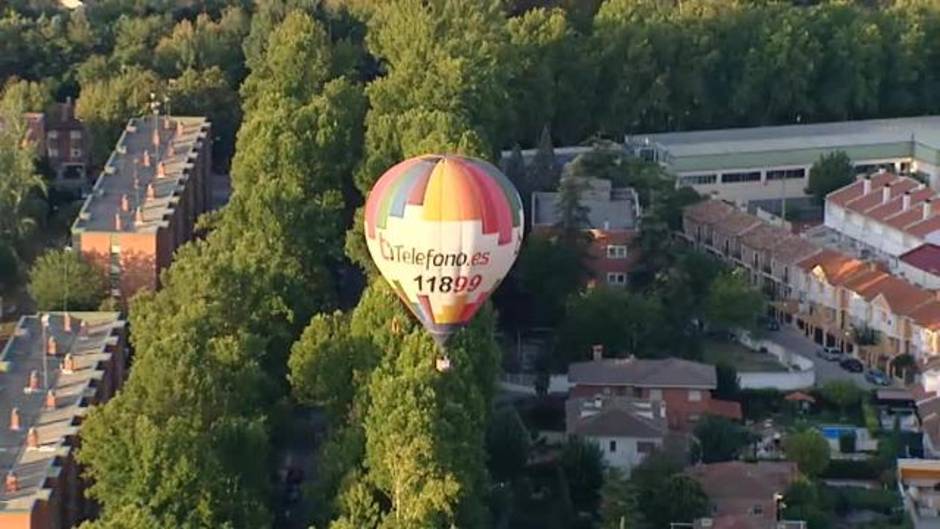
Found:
585,435 -> 661,474
898,261 -> 940,290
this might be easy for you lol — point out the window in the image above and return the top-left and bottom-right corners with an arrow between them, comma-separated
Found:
751,505 -> 764,516
721,171 -> 761,184
69,130 -> 82,140
766,168 -> 806,180
679,174 -> 717,186
47,147 -> 59,158
607,245 -> 628,259
637,441 -> 656,454
70,148 -> 82,158
632,387 -> 643,398
688,390 -> 702,402
688,413 -> 701,422
609,440 -> 617,453
649,389 -> 662,400
607,272 -> 626,286
47,130 -> 59,139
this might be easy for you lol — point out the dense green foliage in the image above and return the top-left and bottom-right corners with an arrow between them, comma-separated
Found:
807,151 -> 855,204
27,248 -> 105,310
693,414 -> 753,463
784,430 -> 832,478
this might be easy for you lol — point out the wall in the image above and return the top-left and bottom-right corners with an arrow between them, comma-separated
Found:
584,435 -> 660,474
585,229 -> 639,286
737,333 -> 816,390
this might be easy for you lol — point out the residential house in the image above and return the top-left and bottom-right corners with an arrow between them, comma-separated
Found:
739,222 -> 793,291
0,312 -> 127,529
531,178 -> 641,287
567,355 -> 741,431
898,459 -> 940,529
686,461 -> 800,529
565,396 -> 666,474
711,210 -> 762,264
22,100 -> 89,193
767,236 -> 820,320
918,396 -> 940,458
681,199 -> 736,255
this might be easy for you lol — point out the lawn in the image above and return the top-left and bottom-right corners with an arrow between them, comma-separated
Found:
703,338 -> 788,372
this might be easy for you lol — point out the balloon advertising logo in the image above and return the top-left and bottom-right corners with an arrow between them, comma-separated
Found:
364,154 -> 524,347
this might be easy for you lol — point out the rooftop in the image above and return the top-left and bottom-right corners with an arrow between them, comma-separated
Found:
565,396 -> 666,438
0,312 -> 123,512
636,115 -> 940,159
686,461 -> 798,503
770,236 -> 820,265
714,209 -> 761,237
796,248 -> 866,284
739,223 -> 792,252
829,174 -> 940,241
72,116 -> 210,235
531,178 -> 639,230
901,244 -> 940,276
568,357 -> 717,389
684,199 -> 735,225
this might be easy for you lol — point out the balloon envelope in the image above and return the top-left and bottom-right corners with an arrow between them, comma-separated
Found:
364,154 -> 524,345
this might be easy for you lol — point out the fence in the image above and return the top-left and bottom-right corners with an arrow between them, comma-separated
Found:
737,333 -> 816,390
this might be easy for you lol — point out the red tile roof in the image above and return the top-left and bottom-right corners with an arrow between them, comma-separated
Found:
771,236 -> 820,265
911,300 -> 940,330
685,199 -> 735,224
686,461 -> 798,504
739,223 -> 791,251
796,249 -> 865,285
715,210 -> 761,237
829,175 -> 940,240
873,275 -> 934,316
901,244 -> 940,276
828,173 -> 895,207
708,399 -> 743,420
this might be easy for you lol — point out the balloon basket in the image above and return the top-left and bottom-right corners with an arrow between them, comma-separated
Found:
435,355 -> 452,373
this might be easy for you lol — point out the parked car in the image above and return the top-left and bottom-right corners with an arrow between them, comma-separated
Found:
865,369 -> 891,386
765,319 -> 780,331
840,357 -> 864,373
816,347 -> 842,361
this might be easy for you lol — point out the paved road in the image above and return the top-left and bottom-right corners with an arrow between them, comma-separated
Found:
763,326 -> 880,389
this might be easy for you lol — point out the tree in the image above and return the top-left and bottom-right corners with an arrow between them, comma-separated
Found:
0,240 -> 17,290
555,174 -> 590,238
560,437 -> 605,513
28,249 -> 105,311
694,415 -> 750,463
806,151 -> 854,205
599,469 -> 640,529
704,269 -> 765,332
820,380 -> 862,420
784,430 -> 831,478
643,475 -> 709,528
486,407 -> 531,483
556,287 -> 666,364
528,125 -> 560,191
166,67 -> 242,170
715,362 -> 740,400
513,233 -> 586,326
0,85 -> 46,252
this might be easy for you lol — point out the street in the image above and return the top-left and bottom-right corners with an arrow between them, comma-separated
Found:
764,326 -> 879,389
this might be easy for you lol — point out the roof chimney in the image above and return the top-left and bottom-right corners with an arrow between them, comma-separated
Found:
120,194 -> 130,212
926,199 -> 934,221
46,336 -> 57,356
9,408 -> 21,431
27,370 -> 39,393
903,191 -> 912,210
883,183 -> 891,204
63,312 -> 72,333
152,125 -> 160,148
592,344 -> 604,361
156,161 -> 166,178
146,183 -> 155,200
142,150 -> 150,167
26,427 -> 39,450
114,212 -> 122,231
5,472 -> 18,493
863,176 -> 871,195
44,390 -> 56,410
135,207 -> 144,226
62,353 -> 76,374
63,97 -> 73,123
176,120 -> 184,137
79,319 -> 87,337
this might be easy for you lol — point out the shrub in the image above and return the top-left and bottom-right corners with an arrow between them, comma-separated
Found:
820,458 -> 881,480
862,401 -> 879,434
839,432 -> 857,454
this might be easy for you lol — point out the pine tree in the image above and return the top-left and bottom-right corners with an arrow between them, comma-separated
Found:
528,125 -> 560,191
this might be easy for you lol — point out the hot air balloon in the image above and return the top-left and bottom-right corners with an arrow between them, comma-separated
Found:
364,154 -> 524,365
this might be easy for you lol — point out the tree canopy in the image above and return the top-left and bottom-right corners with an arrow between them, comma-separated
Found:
784,430 -> 831,478
28,249 -> 106,311
807,151 -> 854,205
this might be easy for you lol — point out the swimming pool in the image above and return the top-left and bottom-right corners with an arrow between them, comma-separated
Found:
819,425 -> 856,440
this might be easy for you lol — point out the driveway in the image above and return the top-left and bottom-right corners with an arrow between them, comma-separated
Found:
763,326 -> 878,389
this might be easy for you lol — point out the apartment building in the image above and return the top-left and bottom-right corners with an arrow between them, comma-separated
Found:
22,100 -> 89,192
531,178 -> 641,287
0,312 -> 127,529
71,116 -> 211,303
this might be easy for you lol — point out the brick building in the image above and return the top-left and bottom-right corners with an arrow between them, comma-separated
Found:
567,353 -> 742,432
531,178 -> 641,287
71,116 -> 211,303
23,99 -> 90,192
0,312 -> 127,529
685,461 -> 800,529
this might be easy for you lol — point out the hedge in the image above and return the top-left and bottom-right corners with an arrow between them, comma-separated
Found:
820,458 -> 882,480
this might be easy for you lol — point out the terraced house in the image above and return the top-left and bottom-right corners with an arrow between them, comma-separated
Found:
682,199 -> 940,376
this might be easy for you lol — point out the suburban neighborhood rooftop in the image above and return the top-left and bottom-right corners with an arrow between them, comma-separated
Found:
568,357 -> 717,388
531,178 -> 639,230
